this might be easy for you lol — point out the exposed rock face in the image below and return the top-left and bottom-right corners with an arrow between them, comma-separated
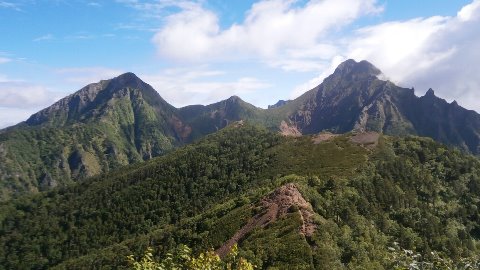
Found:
311,132 -> 338,144
216,183 -> 315,257
287,61 -> 414,135
279,120 -> 302,137
285,59 -> 480,154
349,132 -> 380,149
260,183 -> 316,236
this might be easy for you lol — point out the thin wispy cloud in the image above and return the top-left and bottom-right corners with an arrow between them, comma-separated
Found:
0,57 -> 11,64
140,67 -> 270,107
33,34 -> 54,42
87,2 -> 101,7
0,1 -> 20,11
34,33 -> 119,42
66,34 -> 95,40
114,0 -> 199,32
55,67 -> 124,85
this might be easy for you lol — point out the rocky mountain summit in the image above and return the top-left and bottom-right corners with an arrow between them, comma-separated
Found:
281,60 -> 480,154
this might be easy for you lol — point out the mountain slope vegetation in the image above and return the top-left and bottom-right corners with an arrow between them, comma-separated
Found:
1,124 -> 479,269
2,59 -> 480,201
0,73 -> 185,200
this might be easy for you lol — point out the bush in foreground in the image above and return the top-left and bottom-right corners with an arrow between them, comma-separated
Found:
128,244 -> 254,270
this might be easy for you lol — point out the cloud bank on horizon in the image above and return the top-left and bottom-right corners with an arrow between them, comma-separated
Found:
0,0 -> 479,127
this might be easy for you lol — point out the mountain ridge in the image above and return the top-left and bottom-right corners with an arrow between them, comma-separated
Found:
2,124 -> 480,269
1,59 -> 480,200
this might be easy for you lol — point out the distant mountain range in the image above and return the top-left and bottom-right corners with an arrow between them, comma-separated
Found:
1,59 -> 479,200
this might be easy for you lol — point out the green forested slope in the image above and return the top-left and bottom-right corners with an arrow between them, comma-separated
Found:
0,73 -> 184,201
1,124 -> 480,269
0,124 -> 281,268
3,59 -> 480,202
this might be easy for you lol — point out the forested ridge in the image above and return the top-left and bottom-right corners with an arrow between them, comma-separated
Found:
1,123 -> 480,269
3,60 -> 480,202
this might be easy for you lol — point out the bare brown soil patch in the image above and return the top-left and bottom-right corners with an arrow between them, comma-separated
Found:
170,115 -> 192,140
311,132 -> 338,144
232,120 -> 245,127
279,121 -> 302,137
216,183 -> 315,257
349,132 -> 380,148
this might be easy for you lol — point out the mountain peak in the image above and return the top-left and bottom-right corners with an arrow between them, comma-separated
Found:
335,59 -> 357,70
425,88 -> 436,97
227,95 -> 242,102
115,71 -> 140,80
109,72 -> 146,90
25,71 -> 171,127
333,59 -> 381,78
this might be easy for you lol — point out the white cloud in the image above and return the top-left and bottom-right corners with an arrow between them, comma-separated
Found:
140,68 -> 270,107
285,0 -> 480,113
0,66 -> 123,128
151,0 -> 382,66
338,0 -> 480,110
87,2 -> 101,7
66,33 -> 95,40
33,34 -> 54,42
0,108 -> 38,129
0,78 -> 60,128
0,1 -> 20,11
0,81 -> 59,109
0,57 -> 11,64
290,55 -> 345,98
55,67 -> 124,85
0,66 -> 126,128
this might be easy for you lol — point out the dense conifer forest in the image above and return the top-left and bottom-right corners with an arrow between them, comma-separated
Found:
1,124 -> 479,269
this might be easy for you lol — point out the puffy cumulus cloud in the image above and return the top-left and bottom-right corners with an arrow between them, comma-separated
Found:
340,0 -> 480,110
140,68 -> 270,107
152,0 -> 381,67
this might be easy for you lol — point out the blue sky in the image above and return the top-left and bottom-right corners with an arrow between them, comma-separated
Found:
0,0 -> 479,128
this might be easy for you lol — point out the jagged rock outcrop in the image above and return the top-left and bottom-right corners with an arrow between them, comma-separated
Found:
216,183 -> 315,257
